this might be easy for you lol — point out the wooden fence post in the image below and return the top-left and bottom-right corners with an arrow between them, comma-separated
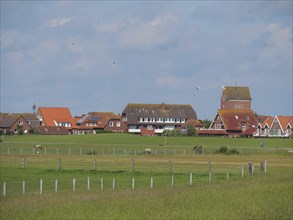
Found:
132,177 -> 135,191
101,177 -> 104,191
56,147 -> 59,155
44,147 -> 47,155
112,178 -> 115,190
55,179 -> 58,193
40,179 -> 43,195
22,180 -> 25,195
189,173 -> 193,186
68,148 -> 71,155
248,161 -> 253,176
73,178 -> 76,192
242,165 -> 244,178
3,182 -> 6,196
209,171 -> 212,183
93,160 -> 96,171
171,175 -> 174,188
87,177 -> 90,191
151,177 -> 154,189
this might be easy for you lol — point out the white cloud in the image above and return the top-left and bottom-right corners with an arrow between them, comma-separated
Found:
119,14 -> 179,49
40,17 -> 72,29
0,30 -> 17,49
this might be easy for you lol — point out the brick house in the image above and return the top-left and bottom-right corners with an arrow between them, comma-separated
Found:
73,112 -> 127,134
199,109 -> 258,137
36,107 -> 74,134
0,113 -> 32,134
221,86 -> 251,110
121,103 -> 197,135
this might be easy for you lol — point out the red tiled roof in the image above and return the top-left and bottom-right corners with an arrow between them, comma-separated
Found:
38,107 -> 74,128
218,109 -> 258,131
277,116 -> 293,132
79,112 -> 120,129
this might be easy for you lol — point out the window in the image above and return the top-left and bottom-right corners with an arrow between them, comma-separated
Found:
116,121 -> 121,127
109,121 -> 114,127
147,125 -> 153,130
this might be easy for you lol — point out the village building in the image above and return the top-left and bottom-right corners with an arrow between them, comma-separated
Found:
199,86 -> 258,137
254,116 -> 292,138
35,107 -> 74,135
72,112 -> 127,135
221,86 -> 251,110
121,103 -> 198,135
199,109 -> 258,137
0,113 -> 32,134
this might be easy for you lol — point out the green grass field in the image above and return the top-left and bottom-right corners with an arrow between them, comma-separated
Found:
0,134 -> 292,219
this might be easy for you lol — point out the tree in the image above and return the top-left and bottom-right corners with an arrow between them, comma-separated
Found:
17,125 -> 24,135
202,119 -> 212,129
187,125 -> 197,136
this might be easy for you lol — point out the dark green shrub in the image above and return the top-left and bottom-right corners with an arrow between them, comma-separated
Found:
219,146 -> 227,153
193,145 -> 204,154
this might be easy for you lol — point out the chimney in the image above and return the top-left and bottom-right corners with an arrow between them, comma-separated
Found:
161,103 -> 166,111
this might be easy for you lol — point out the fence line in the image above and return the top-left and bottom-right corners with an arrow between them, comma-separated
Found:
1,145 -> 281,157
1,166 -> 267,197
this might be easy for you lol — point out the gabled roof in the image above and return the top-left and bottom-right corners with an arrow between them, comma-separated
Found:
222,86 -> 251,100
0,113 -> 20,128
259,116 -> 274,128
276,116 -> 293,132
123,103 -> 197,124
218,109 -> 258,131
38,107 -> 74,127
80,112 -> 121,129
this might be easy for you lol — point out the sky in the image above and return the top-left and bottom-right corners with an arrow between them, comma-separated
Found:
1,1 -> 292,120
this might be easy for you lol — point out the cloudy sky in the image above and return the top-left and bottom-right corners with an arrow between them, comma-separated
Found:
1,1 -> 292,120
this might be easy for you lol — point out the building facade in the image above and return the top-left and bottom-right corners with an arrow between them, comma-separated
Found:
121,103 -> 197,135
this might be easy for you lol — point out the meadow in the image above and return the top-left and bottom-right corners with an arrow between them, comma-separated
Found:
0,133 -> 292,219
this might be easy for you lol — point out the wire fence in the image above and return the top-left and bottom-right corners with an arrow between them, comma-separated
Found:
1,156 -> 267,197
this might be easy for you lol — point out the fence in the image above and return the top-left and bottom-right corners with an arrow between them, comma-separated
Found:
1,160 -> 267,197
0,143 -> 285,156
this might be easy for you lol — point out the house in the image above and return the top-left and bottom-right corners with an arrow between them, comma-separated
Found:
36,107 -> 75,132
268,116 -> 292,138
253,116 -> 292,138
254,116 -> 274,137
221,86 -> 251,110
199,109 -> 258,137
72,112 -> 127,135
180,119 -> 204,135
22,113 -> 41,129
0,113 -> 32,134
121,103 -> 197,135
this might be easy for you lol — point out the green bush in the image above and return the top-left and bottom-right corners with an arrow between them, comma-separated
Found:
216,146 -> 239,155
219,146 -> 227,153
193,145 -> 204,154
